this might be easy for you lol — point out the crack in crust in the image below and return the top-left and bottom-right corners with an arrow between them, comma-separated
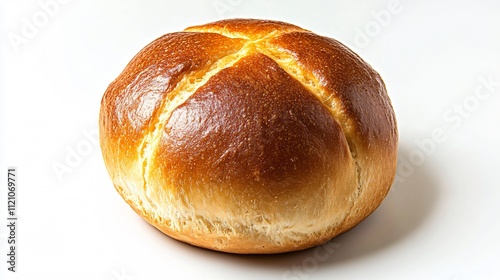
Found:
138,46 -> 250,215
255,44 -> 363,229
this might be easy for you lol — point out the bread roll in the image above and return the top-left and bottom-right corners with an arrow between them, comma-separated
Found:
99,19 -> 398,254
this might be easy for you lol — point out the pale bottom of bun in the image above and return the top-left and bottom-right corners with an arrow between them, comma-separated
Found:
109,172 -> 378,254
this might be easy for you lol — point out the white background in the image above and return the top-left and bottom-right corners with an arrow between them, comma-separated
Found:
1,0 -> 500,279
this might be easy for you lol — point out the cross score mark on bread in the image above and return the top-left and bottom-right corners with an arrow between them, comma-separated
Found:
99,19 -> 398,254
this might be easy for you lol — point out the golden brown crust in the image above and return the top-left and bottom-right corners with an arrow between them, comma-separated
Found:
157,53 -> 349,190
99,32 -> 245,209
268,32 -> 397,147
101,32 -> 245,146
99,19 -> 398,254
